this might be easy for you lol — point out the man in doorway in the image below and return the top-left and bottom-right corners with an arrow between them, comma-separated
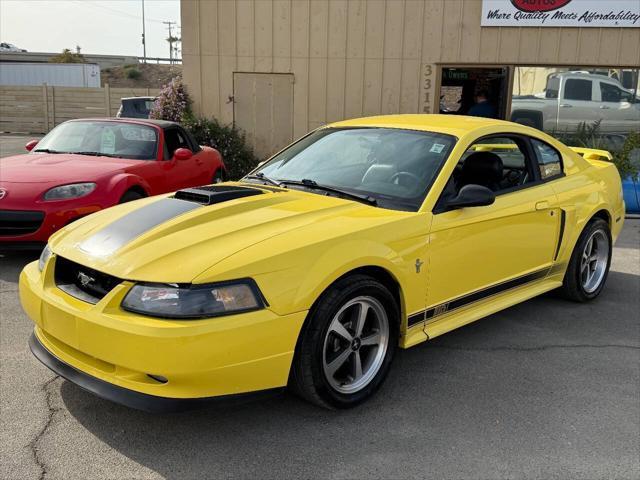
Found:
468,89 -> 497,118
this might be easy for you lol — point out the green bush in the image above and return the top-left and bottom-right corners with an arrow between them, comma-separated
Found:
617,131 -> 640,181
125,68 -> 142,80
49,48 -> 86,63
553,121 -> 640,180
184,116 -> 260,180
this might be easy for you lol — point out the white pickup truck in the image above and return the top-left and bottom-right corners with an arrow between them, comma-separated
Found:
510,72 -> 640,134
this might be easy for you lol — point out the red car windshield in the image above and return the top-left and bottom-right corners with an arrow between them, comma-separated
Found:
34,121 -> 158,160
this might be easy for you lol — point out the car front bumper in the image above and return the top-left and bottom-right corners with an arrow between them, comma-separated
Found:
0,204 -> 101,247
20,259 -> 307,410
28,332 -> 284,412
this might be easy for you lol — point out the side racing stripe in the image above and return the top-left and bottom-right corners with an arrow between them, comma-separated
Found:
407,267 -> 551,327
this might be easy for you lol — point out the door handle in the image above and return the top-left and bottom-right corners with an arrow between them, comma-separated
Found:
599,105 -> 610,109
559,104 -> 572,108
535,201 -> 549,210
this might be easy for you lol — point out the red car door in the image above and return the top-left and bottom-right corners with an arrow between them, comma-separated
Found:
183,127 -> 215,185
162,127 -> 208,190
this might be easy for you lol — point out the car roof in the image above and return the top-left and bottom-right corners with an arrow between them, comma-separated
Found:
67,118 -> 179,129
327,114 -> 517,138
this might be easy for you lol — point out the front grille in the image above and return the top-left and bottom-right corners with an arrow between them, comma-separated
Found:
174,185 -> 263,205
55,256 -> 122,304
0,210 -> 45,236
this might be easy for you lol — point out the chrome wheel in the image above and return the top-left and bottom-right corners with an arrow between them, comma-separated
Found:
322,296 -> 389,394
580,229 -> 609,294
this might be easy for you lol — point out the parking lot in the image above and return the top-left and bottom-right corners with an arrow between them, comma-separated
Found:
1,135 -> 639,479
0,201 -> 638,480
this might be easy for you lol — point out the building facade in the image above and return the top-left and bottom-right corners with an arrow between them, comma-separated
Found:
181,0 -> 640,157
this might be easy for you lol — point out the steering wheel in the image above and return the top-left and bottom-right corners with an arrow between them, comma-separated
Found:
504,167 -> 524,185
390,171 -> 421,188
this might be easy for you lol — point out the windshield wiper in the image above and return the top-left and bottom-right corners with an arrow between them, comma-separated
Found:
71,151 -> 124,158
33,148 -> 63,154
243,172 -> 282,187
279,179 -> 377,206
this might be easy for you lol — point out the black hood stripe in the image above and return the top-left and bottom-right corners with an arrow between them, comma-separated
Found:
79,198 -> 200,257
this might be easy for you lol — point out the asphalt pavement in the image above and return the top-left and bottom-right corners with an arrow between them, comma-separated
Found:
0,218 -> 638,479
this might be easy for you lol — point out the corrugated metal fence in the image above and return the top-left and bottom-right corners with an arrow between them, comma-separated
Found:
0,84 -> 160,133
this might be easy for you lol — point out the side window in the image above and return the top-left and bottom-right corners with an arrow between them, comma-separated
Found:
600,82 -> 622,103
454,136 -> 533,195
163,128 -> 190,159
545,76 -> 560,99
564,79 -> 592,101
184,129 -> 201,153
531,139 -> 563,180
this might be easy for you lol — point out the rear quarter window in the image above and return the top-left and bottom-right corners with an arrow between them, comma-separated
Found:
531,139 -> 563,180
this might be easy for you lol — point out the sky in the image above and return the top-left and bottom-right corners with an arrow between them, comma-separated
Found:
0,0 -> 181,59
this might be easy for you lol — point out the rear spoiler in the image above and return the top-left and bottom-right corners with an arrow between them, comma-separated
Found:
569,147 -> 613,161
470,144 -> 614,162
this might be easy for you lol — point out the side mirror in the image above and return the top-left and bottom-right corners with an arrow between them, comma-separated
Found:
174,148 -> 193,161
25,140 -> 39,152
445,184 -> 495,210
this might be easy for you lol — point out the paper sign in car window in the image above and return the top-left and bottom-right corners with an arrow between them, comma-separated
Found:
101,129 -> 116,154
430,143 -> 445,154
122,126 -> 155,142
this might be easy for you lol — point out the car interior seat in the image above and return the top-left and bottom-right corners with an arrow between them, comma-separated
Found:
457,151 -> 504,192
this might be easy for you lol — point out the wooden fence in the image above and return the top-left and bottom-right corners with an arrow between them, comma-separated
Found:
0,85 -> 160,134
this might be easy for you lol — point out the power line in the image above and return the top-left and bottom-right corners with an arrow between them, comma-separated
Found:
70,0 -> 165,24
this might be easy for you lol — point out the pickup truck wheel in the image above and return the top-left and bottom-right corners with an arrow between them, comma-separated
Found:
560,218 -> 611,302
289,274 -> 398,409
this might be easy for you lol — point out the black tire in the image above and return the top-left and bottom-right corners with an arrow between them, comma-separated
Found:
212,169 -> 225,184
289,274 -> 399,409
119,190 -> 144,204
560,218 -> 612,302
512,116 -> 537,128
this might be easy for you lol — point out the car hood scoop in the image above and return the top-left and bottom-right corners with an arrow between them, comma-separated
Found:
174,185 -> 264,205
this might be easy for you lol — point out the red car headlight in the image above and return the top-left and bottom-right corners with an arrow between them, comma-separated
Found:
44,183 -> 96,201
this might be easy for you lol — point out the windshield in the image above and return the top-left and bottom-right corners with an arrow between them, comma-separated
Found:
34,121 -> 158,160
251,127 -> 455,211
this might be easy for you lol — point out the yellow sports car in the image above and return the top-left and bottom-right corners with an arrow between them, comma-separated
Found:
21,115 -> 625,411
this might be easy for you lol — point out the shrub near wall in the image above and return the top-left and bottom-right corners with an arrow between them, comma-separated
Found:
553,121 -> 640,180
151,76 -> 260,180
149,77 -> 192,123
185,117 -> 261,180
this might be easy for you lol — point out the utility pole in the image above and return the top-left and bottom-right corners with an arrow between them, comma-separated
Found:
174,26 -> 182,62
163,21 -> 177,64
141,0 -> 146,62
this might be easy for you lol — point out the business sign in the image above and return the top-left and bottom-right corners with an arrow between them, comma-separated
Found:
481,0 -> 640,27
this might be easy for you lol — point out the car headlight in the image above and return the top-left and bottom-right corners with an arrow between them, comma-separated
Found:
121,279 -> 266,319
44,183 -> 96,201
38,244 -> 52,272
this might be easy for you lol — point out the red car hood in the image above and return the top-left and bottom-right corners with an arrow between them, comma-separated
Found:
0,153 -> 140,184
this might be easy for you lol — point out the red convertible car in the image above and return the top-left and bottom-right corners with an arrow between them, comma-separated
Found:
0,118 -> 225,249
